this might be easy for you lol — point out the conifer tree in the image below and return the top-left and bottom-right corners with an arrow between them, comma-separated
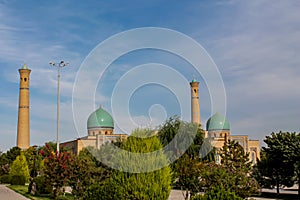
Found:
9,152 -> 30,182
219,140 -> 258,198
98,129 -> 172,200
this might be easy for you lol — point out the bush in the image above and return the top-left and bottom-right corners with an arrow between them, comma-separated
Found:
9,153 -> 30,182
56,195 -> 70,200
192,186 -> 243,200
98,129 -> 172,200
33,175 -> 52,195
10,175 -> 26,185
0,174 -> 12,184
83,182 -> 110,200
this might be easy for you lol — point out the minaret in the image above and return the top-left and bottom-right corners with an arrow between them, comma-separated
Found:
17,64 -> 31,149
190,79 -> 200,125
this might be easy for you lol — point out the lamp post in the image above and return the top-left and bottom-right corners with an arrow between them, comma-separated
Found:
32,145 -> 38,178
29,145 -> 38,194
49,61 -> 69,155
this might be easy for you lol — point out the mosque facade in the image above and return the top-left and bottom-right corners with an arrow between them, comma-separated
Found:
15,65 -> 259,163
62,106 -> 127,155
61,79 -> 260,164
192,79 -> 260,164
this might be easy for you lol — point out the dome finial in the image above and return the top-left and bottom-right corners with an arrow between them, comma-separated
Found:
22,63 -> 28,69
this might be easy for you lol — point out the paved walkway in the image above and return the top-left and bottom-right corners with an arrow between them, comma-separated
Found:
0,185 -> 29,200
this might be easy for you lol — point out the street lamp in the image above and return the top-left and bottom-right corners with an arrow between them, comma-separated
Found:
32,145 -> 38,178
49,61 -> 69,155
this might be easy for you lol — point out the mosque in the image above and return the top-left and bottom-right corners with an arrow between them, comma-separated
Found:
16,65 -> 260,163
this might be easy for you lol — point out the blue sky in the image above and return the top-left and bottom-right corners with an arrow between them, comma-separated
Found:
1,0 -> 300,151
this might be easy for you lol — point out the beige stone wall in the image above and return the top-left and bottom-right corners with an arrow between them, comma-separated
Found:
61,133 -> 127,155
207,133 -> 260,165
249,140 -> 261,162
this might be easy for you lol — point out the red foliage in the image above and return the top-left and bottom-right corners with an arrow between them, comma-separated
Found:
43,144 -> 76,198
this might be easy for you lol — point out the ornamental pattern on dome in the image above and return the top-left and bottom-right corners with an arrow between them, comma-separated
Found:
87,106 -> 114,129
206,112 -> 230,131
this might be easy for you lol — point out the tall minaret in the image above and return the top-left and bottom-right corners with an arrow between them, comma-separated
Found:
190,79 -> 200,125
17,64 -> 31,149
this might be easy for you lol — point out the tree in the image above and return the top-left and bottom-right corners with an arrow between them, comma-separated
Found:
173,153 -> 202,199
220,140 -> 251,173
158,117 -> 214,199
94,129 -> 172,200
218,140 -> 258,198
0,146 -> 21,175
69,147 -> 112,198
9,152 -> 30,183
258,131 -> 300,196
6,147 -> 21,165
0,152 -> 9,175
158,116 -> 207,159
42,143 -> 76,198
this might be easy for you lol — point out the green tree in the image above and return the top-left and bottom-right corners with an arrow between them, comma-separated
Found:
9,152 -> 30,182
173,154 -> 202,199
6,147 -> 21,164
258,131 -> 300,196
218,140 -> 258,198
158,117 -> 214,199
96,129 -> 172,200
220,140 -> 251,172
0,152 -> 9,175
69,147 -> 112,199
0,147 -> 21,175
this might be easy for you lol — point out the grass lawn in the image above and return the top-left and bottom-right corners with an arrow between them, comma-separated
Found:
7,185 -> 73,200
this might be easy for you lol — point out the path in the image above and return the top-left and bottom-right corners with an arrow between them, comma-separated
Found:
0,185 -> 29,200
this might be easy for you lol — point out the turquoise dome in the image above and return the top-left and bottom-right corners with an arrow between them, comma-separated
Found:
87,106 -> 114,129
206,113 -> 230,131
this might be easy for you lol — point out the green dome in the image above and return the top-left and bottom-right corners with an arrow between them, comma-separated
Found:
206,113 -> 230,131
87,106 -> 114,129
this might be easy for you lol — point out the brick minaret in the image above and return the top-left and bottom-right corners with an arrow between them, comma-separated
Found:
17,64 -> 31,149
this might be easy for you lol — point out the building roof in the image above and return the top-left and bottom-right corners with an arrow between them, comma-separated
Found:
206,112 -> 230,131
87,106 -> 114,129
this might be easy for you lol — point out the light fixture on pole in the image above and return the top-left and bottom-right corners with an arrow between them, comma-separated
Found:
49,61 -> 69,155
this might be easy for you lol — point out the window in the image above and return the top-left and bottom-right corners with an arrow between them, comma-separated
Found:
252,152 -> 256,164
24,78 -> 27,82
216,154 -> 220,164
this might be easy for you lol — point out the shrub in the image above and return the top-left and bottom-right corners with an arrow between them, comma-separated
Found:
85,129 -> 171,200
10,175 -> 26,185
0,174 -> 12,184
33,175 -> 52,195
98,129 -> 172,200
56,195 -> 70,200
192,186 -> 243,200
9,152 -> 30,182
83,182 -> 111,200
